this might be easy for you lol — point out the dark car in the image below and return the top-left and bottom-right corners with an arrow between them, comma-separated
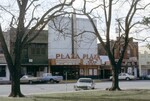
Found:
140,75 -> 150,80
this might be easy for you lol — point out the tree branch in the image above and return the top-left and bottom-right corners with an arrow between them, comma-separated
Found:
22,1 -> 75,46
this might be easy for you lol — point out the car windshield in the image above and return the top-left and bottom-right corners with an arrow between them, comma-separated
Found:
79,79 -> 92,83
27,75 -> 33,77
23,75 -> 33,78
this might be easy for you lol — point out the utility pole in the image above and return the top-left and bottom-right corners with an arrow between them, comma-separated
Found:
71,13 -> 75,55
71,11 -> 77,55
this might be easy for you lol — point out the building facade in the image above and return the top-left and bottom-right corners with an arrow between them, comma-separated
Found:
48,16 -> 101,79
98,37 -> 139,78
21,30 -> 48,77
139,51 -> 150,76
0,32 -> 10,81
8,28 -> 48,77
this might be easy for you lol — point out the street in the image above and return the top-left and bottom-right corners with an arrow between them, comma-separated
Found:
0,80 -> 150,96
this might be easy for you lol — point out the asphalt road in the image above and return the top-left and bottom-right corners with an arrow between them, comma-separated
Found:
0,80 -> 150,96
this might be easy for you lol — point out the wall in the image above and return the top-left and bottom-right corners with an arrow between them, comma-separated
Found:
48,16 -> 100,79
0,31 -> 10,81
139,51 -> 150,76
48,16 -> 97,60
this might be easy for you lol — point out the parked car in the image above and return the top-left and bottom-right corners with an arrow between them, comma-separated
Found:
109,73 -> 136,81
146,75 -> 150,79
20,75 -> 41,84
140,75 -> 150,80
74,78 -> 95,91
40,73 -> 63,83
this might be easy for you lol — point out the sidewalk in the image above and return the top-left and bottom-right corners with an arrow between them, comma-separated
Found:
0,79 -> 110,84
61,79 -> 110,83
0,80 -> 11,84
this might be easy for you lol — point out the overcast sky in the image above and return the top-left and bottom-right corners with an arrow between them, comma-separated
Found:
0,0 -> 150,50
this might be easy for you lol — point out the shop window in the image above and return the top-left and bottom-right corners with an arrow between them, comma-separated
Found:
0,49 -> 3,54
0,43 -> 3,54
89,69 -> 98,76
40,67 -> 44,71
89,69 -> 93,75
80,69 -> 84,75
0,66 -> 6,77
93,69 -> 97,75
147,62 -> 150,65
148,69 -> 150,74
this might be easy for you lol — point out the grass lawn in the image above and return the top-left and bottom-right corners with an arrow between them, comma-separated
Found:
0,89 -> 150,101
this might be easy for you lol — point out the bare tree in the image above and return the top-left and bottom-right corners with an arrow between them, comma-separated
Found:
141,16 -> 150,48
80,0 -> 150,90
0,0 -> 74,97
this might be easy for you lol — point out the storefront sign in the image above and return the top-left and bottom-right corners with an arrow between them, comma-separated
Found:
56,53 -> 100,60
55,59 -> 80,65
83,59 -> 101,65
50,54 -> 101,65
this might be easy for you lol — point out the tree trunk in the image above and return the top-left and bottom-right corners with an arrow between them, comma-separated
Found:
108,65 -> 121,91
9,66 -> 25,97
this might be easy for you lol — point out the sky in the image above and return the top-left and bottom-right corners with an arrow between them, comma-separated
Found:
0,0 -> 150,51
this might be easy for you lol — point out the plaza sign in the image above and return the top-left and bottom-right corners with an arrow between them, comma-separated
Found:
49,53 -> 101,65
56,53 -> 100,60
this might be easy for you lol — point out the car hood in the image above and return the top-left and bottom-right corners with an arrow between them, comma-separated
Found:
76,82 -> 92,86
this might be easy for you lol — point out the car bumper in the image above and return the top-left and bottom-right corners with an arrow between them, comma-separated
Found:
74,86 -> 93,90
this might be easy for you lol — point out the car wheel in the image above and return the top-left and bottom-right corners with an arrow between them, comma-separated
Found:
126,77 -> 130,81
74,86 -> 78,91
50,79 -> 54,83
29,80 -> 33,84
55,81 -> 59,83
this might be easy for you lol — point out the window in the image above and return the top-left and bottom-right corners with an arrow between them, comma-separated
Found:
93,69 -> 97,75
147,62 -> 150,65
31,48 -> 36,54
36,48 -> 40,54
89,69 -> 93,75
31,44 -> 47,55
89,69 -> 98,76
0,43 -> 3,54
41,48 -> 46,54
80,69 -> 84,75
0,66 -> 6,77
148,69 -> 150,74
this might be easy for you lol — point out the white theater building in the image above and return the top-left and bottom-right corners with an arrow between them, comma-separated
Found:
48,15 -> 101,79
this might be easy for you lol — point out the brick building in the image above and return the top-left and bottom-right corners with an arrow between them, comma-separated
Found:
98,37 -> 139,78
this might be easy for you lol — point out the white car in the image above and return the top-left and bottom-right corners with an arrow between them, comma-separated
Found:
110,73 -> 135,81
74,78 -> 95,91
20,75 -> 42,84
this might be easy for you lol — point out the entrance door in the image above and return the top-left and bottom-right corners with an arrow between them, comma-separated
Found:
51,66 -> 79,80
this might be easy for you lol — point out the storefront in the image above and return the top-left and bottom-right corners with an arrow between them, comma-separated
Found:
49,53 -> 101,80
0,55 -> 10,81
0,64 -> 10,81
21,65 -> 48,77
